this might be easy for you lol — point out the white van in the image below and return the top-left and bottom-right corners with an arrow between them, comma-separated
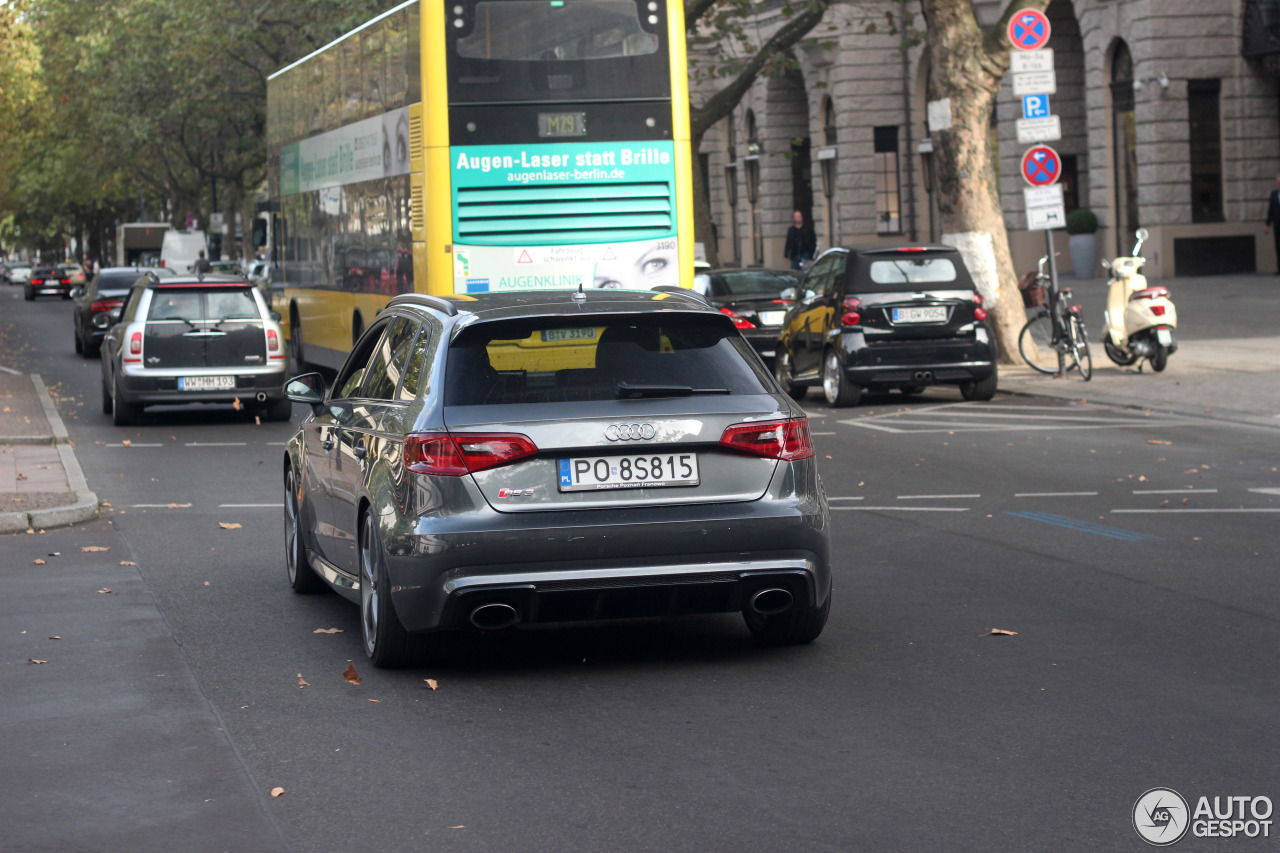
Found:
160,230 -> 209,273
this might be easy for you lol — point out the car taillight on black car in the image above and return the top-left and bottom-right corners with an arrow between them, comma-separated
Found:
973,292 -> 988,321
841,296 -> 862,327
91,299 -> 123,313
718,306 -> 756,329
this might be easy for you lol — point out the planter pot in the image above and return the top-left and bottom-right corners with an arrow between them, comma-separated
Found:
1069,233 -> 1098,279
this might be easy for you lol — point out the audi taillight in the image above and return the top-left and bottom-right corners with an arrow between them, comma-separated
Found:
841,296 -> 862,326
90,299 -> 123,313
129,331 -> 142,354
719,419 -> 815,461
403,432 -> 537,476
267,329 -> 280,351
719,306 -> 755,329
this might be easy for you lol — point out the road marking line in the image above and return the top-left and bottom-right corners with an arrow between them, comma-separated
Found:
218,503 -> 283,508
1112,508 -> 1280,514
1006,511 -> 1156,541
1248,487 -> 1280,495
265,442 -> 289,446
827,496 -> 865,501
106,443 -> 164,447
897,494 -> 980,500
831,506 -> 969,512
184,442 -> 247,447
1015,491 -> 1098,497
1132,489 -> 1218,495
132,503 -> 193,508
810,431 -> 837,436
0,366 -> 21,375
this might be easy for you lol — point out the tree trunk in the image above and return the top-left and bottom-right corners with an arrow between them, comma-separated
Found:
923,0 -> 1049,364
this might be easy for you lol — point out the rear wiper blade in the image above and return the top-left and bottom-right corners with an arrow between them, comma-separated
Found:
616,381 -> 730,399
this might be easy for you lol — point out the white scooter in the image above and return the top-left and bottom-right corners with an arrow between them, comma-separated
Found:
1100,227 -> 1178,372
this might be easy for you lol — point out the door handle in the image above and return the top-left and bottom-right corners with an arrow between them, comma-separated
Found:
353,442 -> 367,461
322,438 -> 334,452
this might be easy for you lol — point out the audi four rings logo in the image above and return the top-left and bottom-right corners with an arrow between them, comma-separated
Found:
605,423 -> 656,441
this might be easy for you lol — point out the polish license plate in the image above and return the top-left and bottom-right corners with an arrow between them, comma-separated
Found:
178,375 -> 236,391
892,306 -> 948,324
755,310 -> 787,326
1155,327 -> 1172,345
557,453 -> 699,491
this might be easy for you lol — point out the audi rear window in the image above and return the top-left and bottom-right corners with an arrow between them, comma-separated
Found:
445,314 -> 769,406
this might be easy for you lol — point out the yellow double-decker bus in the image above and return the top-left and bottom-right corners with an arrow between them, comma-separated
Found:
266,0 -> 693,370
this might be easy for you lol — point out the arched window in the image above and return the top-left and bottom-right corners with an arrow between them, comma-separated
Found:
1109,40 -> 1138,254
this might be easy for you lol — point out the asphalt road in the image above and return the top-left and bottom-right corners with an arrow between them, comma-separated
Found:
3,285 -> 1278,852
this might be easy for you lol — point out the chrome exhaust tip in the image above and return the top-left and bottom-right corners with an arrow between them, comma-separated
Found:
469,602 -> 520,630
255,392 -> 268,402
913,370 -> 933,382
749,588 -> 794,616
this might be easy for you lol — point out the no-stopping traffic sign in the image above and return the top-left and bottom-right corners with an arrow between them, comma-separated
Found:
1021,145 -> 1062,187
1008,9 -> 1051,51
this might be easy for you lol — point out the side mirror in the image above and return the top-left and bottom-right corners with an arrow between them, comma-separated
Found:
779,287 -> 797,302
284,373 -> 326,411
269,309 -> 282,322
803,289 -> 818,302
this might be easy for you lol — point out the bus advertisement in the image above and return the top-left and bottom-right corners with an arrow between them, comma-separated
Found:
266,0 -> 693,370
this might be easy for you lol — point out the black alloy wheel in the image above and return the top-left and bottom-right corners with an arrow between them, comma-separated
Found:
359,511 -> 429,668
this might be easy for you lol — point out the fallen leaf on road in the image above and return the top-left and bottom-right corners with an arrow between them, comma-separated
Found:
15,473 -> 27,481
232,397 -> 242,411
1146,439 -> 1171,445
369,699 -> 380,703
97,588 -> 112,594
48,552 -> 60,556
450,826 -> 465,830
255,416 -> 261,426
33,559 -> 46,565
313,628 -> 344,634
217,522 -> 243,530
49,636 -> 61,640
120,561 -> 136,566
980,629 -> 1018,637
1138,475 -> 1147,482
166,503 -> 188,509
81,546 -> 109,552
270,787 -> 284,798
1182,498 -> 1189,505
343,663 -> 362,685
297,674 -> 309,688
424,679 -> 439,690
1183,469 -> 1198,474
28,659 -> 47,664
121,440 -> 132,446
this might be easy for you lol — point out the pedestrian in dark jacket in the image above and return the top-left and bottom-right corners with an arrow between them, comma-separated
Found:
1265,175 -> 1280,274
783,210 -> 816,270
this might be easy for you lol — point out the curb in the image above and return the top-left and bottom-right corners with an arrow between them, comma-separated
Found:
0,374 -> 98,533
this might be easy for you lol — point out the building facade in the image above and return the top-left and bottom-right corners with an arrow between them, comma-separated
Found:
696,0 -> 1280,279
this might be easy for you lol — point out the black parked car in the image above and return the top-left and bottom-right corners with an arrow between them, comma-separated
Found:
99,273 -> 291,425
282,289 -> 832,667
24,265 -> 73,301
693,268 -> 801,365
774,244 -> 998,406
72,266 -> 173,357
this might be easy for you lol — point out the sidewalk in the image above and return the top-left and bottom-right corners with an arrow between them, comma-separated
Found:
0,373 -> 98,533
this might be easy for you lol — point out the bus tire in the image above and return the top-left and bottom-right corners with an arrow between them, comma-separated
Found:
288,306 -> 307,372
352,312 -> 364,345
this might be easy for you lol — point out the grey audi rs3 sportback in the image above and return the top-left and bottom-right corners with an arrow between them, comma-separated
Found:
282,289 -> 832,667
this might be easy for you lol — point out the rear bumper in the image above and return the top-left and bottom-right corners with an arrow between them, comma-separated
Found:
116,369 -> 286,406
382,475 -> 831,633
841,330 -> 996,386
28,283 -> 70,297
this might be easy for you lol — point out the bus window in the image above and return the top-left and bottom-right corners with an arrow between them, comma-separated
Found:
456,1 -> 658,61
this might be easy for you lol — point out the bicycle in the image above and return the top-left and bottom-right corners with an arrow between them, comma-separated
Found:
1018,256 -> 1092,381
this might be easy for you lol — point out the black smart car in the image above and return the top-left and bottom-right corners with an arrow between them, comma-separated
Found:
774,245 -> 998,406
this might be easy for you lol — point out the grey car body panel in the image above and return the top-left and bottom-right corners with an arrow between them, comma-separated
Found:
284,290 -> 831,633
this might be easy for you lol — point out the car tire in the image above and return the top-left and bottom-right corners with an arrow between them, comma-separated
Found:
959,366 -> 998,401
74,328 -> 83,354
360,510 -> 430,668
111,377 -> 140,426
773,350 -> 807,401
284,467 -> 327,594
100,372 -> 113,415
1150,345 -> 1168,372
288,309 -> 307,372
24,286 -> 34,301
822,350 -> 860,407
743,589 -> 831,645
265,397 -> 293,422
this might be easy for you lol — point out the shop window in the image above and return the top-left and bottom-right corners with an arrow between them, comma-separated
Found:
1188,79 -> 1223,223
874,126 -> 901,235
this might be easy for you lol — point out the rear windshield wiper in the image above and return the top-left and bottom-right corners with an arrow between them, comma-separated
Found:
616,381 -> 730,399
